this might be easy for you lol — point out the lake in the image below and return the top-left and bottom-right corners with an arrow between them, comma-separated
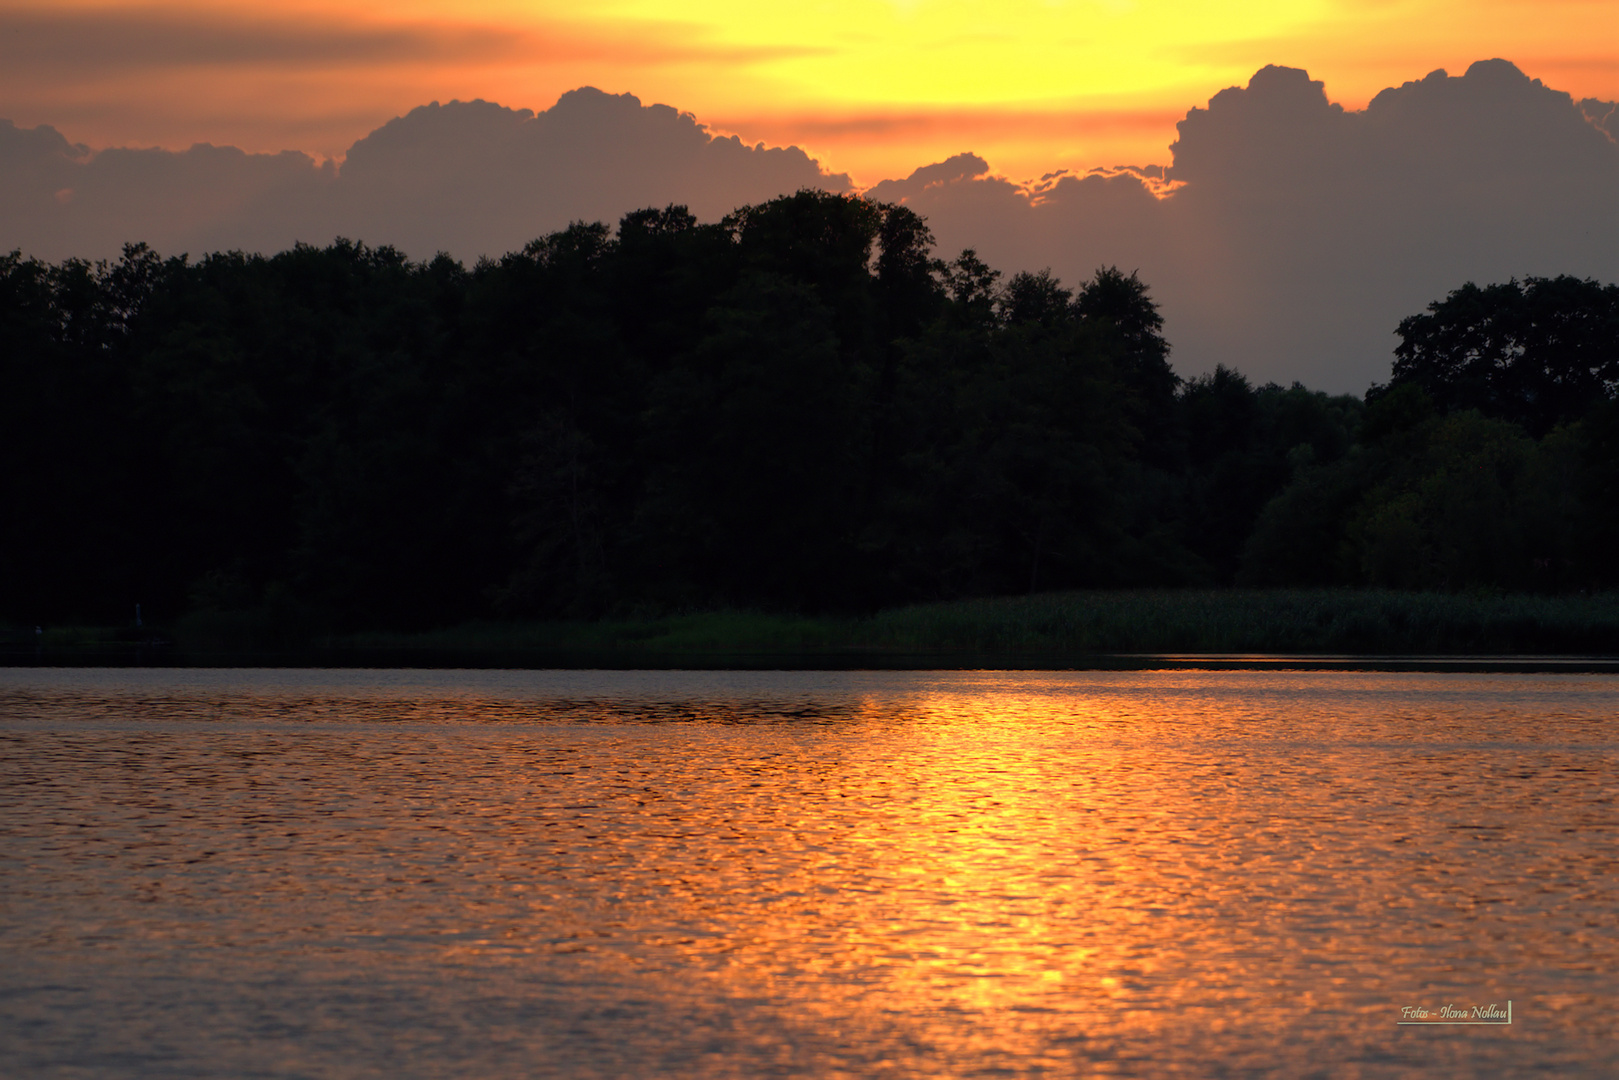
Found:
2,668 -> 1615,1077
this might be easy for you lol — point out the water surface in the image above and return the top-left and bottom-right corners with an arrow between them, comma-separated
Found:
2,668 -> 1615,1077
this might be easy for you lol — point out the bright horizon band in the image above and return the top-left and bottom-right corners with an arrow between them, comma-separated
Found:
1,0 -> 1612,184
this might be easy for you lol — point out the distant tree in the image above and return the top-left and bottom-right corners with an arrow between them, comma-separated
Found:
941,249 -> 1001,329
1567,399 -> 1619,586
1381,275 -> 1619,436
998,269 -> 1072,328
726,190 -> 883,320
1241,404 -> 1582,591
872,202 -> 945,338
1073,266 -> 1171,373
1346,412 -> 1560,590
635,271 -> 869,610
1174,370 -> 1364,584
1074,266 -> 1179,465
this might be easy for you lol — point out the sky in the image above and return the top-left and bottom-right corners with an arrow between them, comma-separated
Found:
1,0 -> 1616,391
3,0 -> 1614,183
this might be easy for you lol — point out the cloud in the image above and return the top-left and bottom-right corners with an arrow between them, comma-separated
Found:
1,60 -> 1612,393
864,152 -> 993,199
0,7 -> 826,73
0,120 -> 332,261
873,60 -> 1619,391
0,8 -> 518,72
330,90 -> 851,259
1175,60 -> 1619,388
1580,98 -> 1618,139
0,88 -> 850,265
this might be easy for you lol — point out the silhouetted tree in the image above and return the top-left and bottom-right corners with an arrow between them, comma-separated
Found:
5,215 -> 1615,634
1381,275 -> 1619,436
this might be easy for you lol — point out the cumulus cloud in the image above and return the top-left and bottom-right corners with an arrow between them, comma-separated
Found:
0,60 -> 1612,391
0,120 -> 332,261
331,90 -> 851,259
0,88 -> 850,265
882,60 -> 1619,391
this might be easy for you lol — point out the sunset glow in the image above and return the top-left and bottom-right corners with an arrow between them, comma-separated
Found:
3,0 -> 1612,182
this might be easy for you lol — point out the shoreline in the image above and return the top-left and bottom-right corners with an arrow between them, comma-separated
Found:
11,588 -> 1619,670
7,646 -> 1619,674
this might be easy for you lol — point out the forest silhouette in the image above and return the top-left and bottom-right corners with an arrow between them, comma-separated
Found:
3,190 -> 1617,638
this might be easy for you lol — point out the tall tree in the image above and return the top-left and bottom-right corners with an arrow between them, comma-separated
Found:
1383,275 -> 1619,436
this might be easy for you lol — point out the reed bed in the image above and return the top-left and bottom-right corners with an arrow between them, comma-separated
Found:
324,589 -> 1619,658
862,589 -> 1619,655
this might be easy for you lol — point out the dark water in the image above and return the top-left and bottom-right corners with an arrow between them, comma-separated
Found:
2,668 -> 1615,1078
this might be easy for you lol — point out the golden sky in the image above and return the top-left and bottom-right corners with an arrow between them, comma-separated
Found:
3,0 -> 1614,184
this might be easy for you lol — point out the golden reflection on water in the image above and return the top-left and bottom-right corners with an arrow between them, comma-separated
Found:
2,670 -> 1616,1077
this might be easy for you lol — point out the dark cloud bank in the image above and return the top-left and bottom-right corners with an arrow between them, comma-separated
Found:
3,61 -> 1614,391
0,88 -> 847,271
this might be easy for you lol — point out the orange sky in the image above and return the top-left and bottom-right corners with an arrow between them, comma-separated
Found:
2,0 -> 1614,185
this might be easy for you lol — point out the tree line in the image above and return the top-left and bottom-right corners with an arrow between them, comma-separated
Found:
2,191 -> 1615,633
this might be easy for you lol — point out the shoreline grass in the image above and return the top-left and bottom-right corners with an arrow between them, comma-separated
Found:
321,588 -> 1619,658
14,589 -> 1619,663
